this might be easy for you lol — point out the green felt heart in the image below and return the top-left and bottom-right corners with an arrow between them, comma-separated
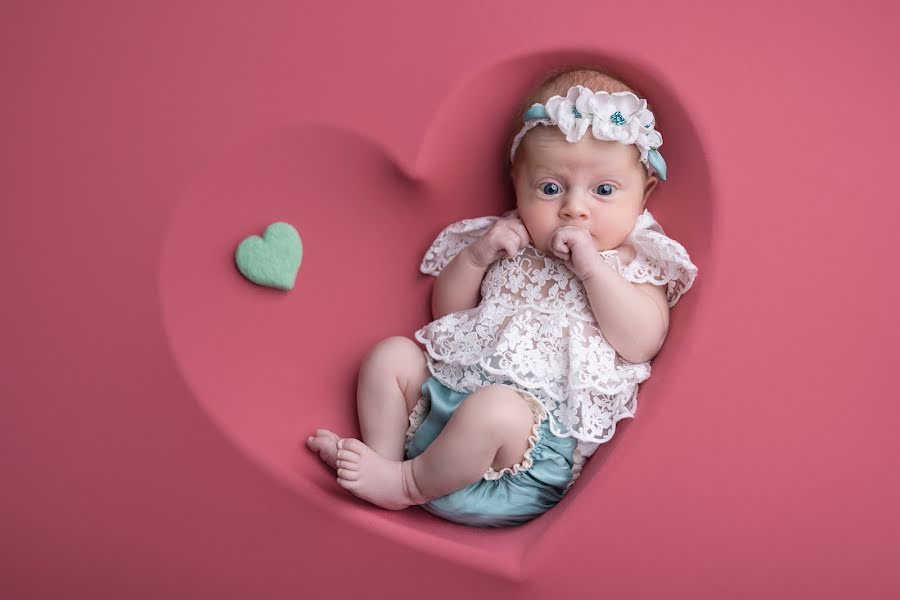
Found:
234,222 -> 303,290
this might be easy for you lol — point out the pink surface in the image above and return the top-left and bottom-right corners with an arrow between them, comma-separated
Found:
2,1 -> 898,598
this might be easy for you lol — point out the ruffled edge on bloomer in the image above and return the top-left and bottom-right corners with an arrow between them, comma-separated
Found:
481,384 -> 547,481
564,445 -> 586,493
404,393 -> 431,453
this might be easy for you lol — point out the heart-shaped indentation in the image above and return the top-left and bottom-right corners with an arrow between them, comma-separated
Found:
159,57 -> 712,580
235,222 -> 303,290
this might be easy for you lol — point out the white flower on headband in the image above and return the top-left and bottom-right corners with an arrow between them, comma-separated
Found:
588,90 -> 645,144
633,106 -> 662,164
547,85 -> 652,148
545,86 -> 594,144
510,84 -> 668,180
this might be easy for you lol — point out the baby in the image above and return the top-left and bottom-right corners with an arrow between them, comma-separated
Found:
307,68 -> 698,527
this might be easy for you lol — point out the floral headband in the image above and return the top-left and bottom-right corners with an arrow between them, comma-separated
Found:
509,84 -> 667,181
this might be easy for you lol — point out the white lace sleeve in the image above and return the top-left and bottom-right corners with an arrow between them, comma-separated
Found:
419,210 -> 517,277
617,210 -> 699,307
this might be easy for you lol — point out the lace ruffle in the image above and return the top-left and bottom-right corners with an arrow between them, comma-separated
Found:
420,208 -> 697,310
419,210 -> 517,277
482,385 -> 547,480
613,210 -> 698,307
565,444 -> 586,493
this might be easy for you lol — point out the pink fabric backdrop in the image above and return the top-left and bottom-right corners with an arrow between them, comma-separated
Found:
2,1 -> 898,598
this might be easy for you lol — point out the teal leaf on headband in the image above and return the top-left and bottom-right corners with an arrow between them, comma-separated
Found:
648,149 -> 667,181
522,104 -> 549,122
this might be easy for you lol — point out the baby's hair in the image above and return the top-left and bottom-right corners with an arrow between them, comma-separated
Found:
506,64 -> 654,181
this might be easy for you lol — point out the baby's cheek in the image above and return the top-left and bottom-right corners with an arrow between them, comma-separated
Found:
520,210 -> 558,252
534,231 -> 555,253
521,224 -> 546,251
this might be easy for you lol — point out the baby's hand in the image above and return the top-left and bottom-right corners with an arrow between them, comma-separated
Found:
465,218 -> 530,268
548,226 -> 601,281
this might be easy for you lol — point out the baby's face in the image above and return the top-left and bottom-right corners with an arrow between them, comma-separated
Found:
512,127 -> 658,253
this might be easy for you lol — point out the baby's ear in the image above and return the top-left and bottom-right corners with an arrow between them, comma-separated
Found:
642,175 -> 660,207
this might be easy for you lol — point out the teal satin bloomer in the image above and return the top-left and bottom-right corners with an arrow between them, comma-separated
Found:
404,376 -> 578,528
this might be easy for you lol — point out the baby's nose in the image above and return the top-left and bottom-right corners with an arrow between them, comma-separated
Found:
560,197 -> 589,219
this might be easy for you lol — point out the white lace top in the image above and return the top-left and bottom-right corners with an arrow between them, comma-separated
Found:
414,208 -> 698,473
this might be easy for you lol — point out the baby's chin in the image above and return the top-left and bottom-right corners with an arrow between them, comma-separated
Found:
594,229 -> 635,252
584,234 -> 619,253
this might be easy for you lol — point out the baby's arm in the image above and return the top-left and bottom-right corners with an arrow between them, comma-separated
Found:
431,218 -> 530,320
549,228 -> 669,363
581,247 -> 670,364
431,247 -> 487,320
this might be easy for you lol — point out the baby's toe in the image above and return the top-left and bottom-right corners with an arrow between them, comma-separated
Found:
337,449 -> 360,464
336,458 -> 358,471
338,438 -> 366,454
337,468 -> 360,481
336,474 -> 360,489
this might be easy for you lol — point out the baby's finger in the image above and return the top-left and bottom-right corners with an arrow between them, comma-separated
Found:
502,236 -> 519,259
549,234 -> 568,255
497,231 -> 521,258
511,222 -> 530,248
552,232 -> 569,255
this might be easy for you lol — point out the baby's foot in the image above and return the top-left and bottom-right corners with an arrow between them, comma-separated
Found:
306,428 -> 341,470
334,437 -> 428,510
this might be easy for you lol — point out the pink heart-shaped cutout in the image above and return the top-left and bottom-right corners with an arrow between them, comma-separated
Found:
158,54 -> 712,579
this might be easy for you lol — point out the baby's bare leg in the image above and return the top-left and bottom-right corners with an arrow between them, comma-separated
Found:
356,336 -> 431,461
408,384 -> 536,500
307,336 -> 428,469
333,384 -> 537,511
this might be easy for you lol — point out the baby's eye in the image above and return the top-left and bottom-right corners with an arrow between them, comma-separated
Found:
596,184 -> 615,196
539,182 -> 561,196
